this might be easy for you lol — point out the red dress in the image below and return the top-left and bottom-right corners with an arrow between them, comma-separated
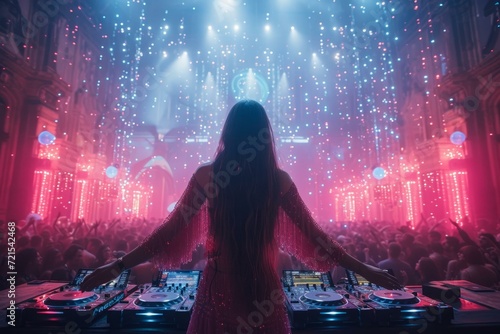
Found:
141,175 -> 345,333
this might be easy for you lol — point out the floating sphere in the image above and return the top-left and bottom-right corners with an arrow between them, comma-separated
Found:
38,131 -> 56,145
372,167 -> 386,180
167,201 -> 177,213
450,131 -> 466,145
105,166 -> 118,178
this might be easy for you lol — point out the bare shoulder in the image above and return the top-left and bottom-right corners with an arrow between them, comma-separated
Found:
194,162 -> 212,187
277,169 -> 293,194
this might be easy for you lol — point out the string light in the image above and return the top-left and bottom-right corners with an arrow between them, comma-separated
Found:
25,1 -> 470,223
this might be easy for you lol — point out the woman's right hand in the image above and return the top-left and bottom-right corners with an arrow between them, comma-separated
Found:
359,263 -> 403,290
80,261 -> 122,291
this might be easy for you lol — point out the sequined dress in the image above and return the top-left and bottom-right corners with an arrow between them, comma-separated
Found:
141,175 -> 345,333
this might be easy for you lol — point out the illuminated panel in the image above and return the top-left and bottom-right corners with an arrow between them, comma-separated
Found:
31,170 -> 54,218
72,179 -> 89,219
444,170 -> 470,223
403,178 -> 422,227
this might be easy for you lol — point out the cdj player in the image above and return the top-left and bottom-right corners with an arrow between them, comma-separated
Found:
281,270 -> 374,328
107,270 -> 201,329
344,269 -> 454,326
13,268 -> 135,327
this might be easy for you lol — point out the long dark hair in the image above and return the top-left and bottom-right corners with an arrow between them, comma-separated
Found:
211,100 -> 280,301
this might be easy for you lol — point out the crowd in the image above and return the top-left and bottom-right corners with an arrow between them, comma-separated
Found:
1,213 -> 499,291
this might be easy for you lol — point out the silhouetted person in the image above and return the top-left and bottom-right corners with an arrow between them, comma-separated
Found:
81,100 -> 400,334
416,257 -> 443,284
428,243 -> 449,278
378,242 -> 417,286
16,248 -> 42,285
400,233 -> 429,269
459,245 -> 497,287
51,244 -> 85,281
40,247 -> 64,279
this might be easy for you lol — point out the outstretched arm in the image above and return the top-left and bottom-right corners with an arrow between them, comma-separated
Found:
81,172 -> 208,291
449,218 -> 477,247
277,171 -> 401,290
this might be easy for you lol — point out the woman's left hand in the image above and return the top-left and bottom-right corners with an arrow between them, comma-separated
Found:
80,261 -> 121,291
360,264 -> 403,290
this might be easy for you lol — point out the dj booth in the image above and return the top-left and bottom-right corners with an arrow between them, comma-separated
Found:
2,269 -> 500,333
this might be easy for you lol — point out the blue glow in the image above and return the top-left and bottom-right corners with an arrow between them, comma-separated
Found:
136,312 -> 163,316
372,167 -> 386,180
38,131 -> 56,145
231,69 -> 269,102
167,201 -> 177,212
450,131 -> 466,145
105,166 -> 119,178
320,311 -> 347,315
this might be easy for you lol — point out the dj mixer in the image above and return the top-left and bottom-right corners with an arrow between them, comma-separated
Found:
13,268 -> 135,327
107,270 -> 201,329
281,269 -> 454,329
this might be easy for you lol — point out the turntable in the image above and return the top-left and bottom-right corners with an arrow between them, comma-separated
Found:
134,291 -> 184,307
300,290 -> 347,307
13,268 -> 135,327
44,291 -> 99,306
282,270 -> 373,328
345,269 -> 453,325
369,290 -> 420,305
107,270 -> 201,329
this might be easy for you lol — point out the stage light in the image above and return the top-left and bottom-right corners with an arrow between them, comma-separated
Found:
106,166 -> 118,178
373,167 -> 386,180
231,68 -> 269,102
265,24 -> 271,32
450,131 -> 466,145
208,25 -> 213,31
38,131 -> 56,145
233,24 -> 239,31
167,201 -> 177,212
